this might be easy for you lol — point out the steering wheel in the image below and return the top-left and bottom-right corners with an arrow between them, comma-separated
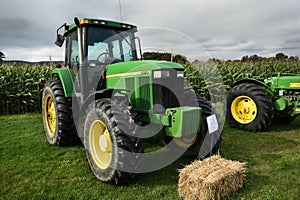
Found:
96,52 -> 109,63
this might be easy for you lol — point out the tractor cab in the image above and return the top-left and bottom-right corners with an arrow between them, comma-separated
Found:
55,18 -> 141,97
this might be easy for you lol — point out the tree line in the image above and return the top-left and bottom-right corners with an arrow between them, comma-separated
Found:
143,51 -> 299,64
1,50 -> 298,66
143,52 -> 189,65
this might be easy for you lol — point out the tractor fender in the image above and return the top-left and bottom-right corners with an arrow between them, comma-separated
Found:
80,89 -> 114,113
76,89 -> 127,139
79,89 -> 128,117
52,68 -> 74,97
232,79 -> 275,97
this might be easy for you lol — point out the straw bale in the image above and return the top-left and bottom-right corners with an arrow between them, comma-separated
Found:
178,155 -> 246,200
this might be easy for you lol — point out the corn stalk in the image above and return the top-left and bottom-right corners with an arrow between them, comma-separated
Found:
0,64 -> 51,114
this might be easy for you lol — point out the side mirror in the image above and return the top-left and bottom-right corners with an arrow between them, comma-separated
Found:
55,34 -> 65,47
54,23 -> 66,47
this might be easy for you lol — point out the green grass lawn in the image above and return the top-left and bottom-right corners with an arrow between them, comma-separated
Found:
1,114 -> 299,199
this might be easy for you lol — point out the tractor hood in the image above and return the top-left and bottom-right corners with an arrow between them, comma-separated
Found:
105,60 -> 185,115
106,60 -> 184,78
265,75 -> 300,90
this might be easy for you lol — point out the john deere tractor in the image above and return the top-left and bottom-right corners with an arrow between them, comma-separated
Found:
227,72 -> 300,132
42,17 -> 221,185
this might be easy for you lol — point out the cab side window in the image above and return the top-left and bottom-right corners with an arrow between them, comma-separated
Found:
70,31 -> 79,77
66,31 -> 80,92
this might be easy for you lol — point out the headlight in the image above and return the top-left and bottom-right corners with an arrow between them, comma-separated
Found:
177,71 -> 184,78
153,70 -> 170,78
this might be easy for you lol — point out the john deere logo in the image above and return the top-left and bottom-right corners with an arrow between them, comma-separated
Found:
290,83 -> 300,88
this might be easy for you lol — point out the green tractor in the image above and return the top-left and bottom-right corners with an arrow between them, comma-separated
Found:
226,72 -> 300,132
42,17 -> 222,185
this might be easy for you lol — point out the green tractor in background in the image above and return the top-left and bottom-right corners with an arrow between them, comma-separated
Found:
42,17 -> 222,185
227,72 -> 300,132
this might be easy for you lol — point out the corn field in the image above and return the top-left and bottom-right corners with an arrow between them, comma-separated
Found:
0,60 -> 299,114
0,64 -> 51,114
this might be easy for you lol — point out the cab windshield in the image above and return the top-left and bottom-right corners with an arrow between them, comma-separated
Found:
86,27 -> 137,63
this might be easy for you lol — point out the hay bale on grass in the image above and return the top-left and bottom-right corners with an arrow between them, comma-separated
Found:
178,155 -> 246,200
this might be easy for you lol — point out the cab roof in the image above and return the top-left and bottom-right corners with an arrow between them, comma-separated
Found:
64,18 -> 137,35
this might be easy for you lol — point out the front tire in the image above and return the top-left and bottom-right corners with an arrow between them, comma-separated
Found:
166,95 -> 222,158
185,97 -> 222,157
226,83 -> 274,132
42,78 -> 79,146
84,98 -> 144,185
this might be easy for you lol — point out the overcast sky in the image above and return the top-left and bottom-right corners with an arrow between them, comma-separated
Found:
1,0 -> 300,61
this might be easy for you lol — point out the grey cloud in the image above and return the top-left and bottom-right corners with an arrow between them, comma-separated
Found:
285,38 -> 300,44
0,18 -> 34,48
1,0 -> 300,61
0,17 -> 56,49
195,37 -> 211,44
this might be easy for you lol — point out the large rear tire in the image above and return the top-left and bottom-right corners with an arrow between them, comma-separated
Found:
42,78 -> 79,146
84,98 -> 144,185
226,83 -> 274,132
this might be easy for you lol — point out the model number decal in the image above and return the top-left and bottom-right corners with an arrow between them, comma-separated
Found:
290,83 -> 300,88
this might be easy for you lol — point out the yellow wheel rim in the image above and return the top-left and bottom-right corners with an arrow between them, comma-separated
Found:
89,120 -> 112,170
231,95 -> 257,124
44,94 -> 57,136
174,134 -> 197,148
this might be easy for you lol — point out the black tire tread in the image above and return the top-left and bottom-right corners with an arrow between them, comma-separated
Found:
226,83 -> 274,132
42,78 -> 79,146
195,96 -> 222,158
84,98 -> 144,185
174,95 -> 222,158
